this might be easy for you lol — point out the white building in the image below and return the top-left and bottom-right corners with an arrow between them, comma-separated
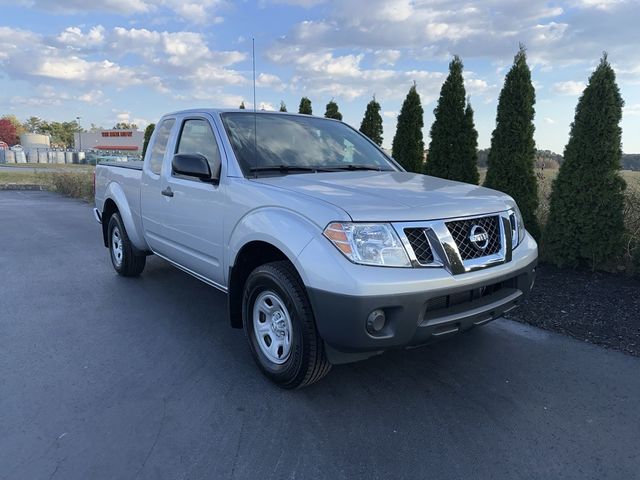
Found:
20,133 -> 51,151
74,129 -> 144,153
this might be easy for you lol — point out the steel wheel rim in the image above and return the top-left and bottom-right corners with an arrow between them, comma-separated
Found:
111,226 -> 123,267
252,290 -> 293,364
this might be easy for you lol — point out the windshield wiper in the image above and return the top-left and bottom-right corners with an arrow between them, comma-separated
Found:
323,164 -> 392,171
249,165 -> 323,174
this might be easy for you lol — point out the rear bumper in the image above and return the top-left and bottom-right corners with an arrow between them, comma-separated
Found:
307,258 -> 536,364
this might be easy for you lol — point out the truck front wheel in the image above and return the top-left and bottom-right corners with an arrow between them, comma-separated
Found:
107,213 -> 146,277
242,261 -> 331,389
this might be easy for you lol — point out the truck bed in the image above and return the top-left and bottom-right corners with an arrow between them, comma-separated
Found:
97,160 -> 144,170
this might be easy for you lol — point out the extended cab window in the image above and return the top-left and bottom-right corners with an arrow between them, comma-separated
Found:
175,119 -> 221,177
149,119 -> 175,175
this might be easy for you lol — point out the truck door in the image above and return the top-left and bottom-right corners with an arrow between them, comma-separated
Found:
140,117 -> 177,255
158,115 -> 226,288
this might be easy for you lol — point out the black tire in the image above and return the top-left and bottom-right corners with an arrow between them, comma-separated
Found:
107,212 -> 146,277
242,261 -> 331,389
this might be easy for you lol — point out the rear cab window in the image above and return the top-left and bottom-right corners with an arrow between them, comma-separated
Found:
148,118 -> 176,175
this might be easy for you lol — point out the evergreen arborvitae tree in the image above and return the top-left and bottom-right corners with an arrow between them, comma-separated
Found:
462,101 -> 480,184
279,101 -> 287,112
359,96 -> 383,146
298,97 -> 312,115
484,45 -> 540,238
391,83 -> 424,172
425,56 -> 479,184
324,100 -> 343,120
544,54 -> 626,269
239,101 -> 246,109
141,123 -> 155,159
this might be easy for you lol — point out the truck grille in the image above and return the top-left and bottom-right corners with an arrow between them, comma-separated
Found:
404,228 -> 434,264
445,215 -> 501,260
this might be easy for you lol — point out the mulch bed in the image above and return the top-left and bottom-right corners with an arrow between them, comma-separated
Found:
506,264 -> 640,357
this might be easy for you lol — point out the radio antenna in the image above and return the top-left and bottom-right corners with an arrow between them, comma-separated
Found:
252,37 -> 258,178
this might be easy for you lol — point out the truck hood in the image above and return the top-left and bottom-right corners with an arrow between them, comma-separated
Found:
255,171 -> 515,222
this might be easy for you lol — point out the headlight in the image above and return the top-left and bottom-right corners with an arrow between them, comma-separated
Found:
508,207 -> 526,249
323,222 -> 411,267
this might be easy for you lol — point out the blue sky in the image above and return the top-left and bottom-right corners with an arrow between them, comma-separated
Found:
0,0 -> 639,153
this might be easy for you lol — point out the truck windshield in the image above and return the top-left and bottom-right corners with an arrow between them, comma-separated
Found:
221,112 -> 398,176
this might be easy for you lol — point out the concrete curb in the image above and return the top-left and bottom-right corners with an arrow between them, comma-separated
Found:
0,184 -> 46,191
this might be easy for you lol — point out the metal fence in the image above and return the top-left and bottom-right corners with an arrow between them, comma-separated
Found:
0,149 -> 141,165
0,149 -> 85,165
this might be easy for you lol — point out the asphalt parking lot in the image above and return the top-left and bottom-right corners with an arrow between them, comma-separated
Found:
1,190 -> 639,480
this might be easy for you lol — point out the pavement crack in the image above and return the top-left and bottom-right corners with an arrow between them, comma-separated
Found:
48,456 -> 66,480
230,414 -> 246,479
135,397 -> 167,479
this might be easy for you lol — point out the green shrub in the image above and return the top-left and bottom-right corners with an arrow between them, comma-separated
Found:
484,45 -> 540,239
391,83 -> 424,173
425,55 -> 479,184
623,181 -> 640,274
46,171 -> 94,202
359,96 -> 383,146
544,54 -> 626,270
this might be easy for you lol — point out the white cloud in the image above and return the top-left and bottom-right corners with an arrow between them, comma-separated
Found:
270,0 -> 640,74
553,80 -> 586,95
267,0 -> 326,6
6,0 -> 150,14
57,25 -> 105,48
8,85 -> 106,109
116,111 -> 132,122
10,88 -> 69,108
544,117 -> 556,124
373,49 -> 401,67
2,0 -> 227,23
269,47 -> 363,78
256,73 -> 285,90
110,112 -> 148,129
259,102 -> 275,111
623,104 -> 640,116
571,0 -> 625,10
78,90 -> 105,105
0,25 -> 254,98
464,78 -> 491,95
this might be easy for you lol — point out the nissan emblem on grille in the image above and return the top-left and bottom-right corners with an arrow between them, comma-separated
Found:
469,225 -> 489,250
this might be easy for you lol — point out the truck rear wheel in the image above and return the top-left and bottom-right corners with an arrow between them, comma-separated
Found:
107,213 -> 146,277
242,261 -> 331,389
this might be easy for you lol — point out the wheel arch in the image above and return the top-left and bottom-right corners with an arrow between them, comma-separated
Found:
101,198 -> 119,247
228,240 -> 306,329
101,182 -> 149,253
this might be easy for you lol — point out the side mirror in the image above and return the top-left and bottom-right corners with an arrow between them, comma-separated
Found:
172,153 -> 215,182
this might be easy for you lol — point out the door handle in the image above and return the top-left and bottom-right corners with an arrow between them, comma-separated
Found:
161,187 -> 174,197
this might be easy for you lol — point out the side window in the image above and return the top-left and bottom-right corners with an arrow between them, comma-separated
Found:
175,119 -> 221,178
148,119 -> 175,175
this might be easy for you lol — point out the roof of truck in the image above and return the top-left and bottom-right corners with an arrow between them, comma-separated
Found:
161,108 -> 335,120
166,108 -> 306,115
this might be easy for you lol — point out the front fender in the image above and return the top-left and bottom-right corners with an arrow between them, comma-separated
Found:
227,207 -> 322,286
104,181 -> 149,252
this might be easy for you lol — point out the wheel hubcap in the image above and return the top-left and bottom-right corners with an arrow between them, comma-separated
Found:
252,291 -> 293,364
111,226 -> 123,267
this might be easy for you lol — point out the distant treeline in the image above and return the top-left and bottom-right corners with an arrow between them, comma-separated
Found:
622,154 -> 640,171
477,148 -> 639,171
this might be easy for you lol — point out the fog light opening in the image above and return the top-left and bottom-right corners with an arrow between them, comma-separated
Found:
367,309 -> 387,334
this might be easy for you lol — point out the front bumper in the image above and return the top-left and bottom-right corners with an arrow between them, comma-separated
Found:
306,256 -> 536,365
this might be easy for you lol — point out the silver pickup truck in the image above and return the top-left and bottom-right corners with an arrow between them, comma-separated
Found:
94,109 -> 537,388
